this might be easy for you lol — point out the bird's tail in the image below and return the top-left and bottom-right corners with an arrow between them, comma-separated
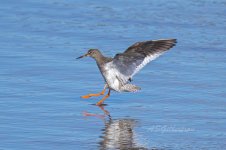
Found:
121,84 -> 141,92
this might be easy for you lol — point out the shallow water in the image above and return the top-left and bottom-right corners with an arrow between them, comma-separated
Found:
0,0 -> 226,149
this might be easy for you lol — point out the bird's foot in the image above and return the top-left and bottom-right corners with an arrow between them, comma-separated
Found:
96,101 -> 104,106
81,84 -> 107,99
81,95 -> 91,99
81,91 -> 105,99
96,90 -> 110,106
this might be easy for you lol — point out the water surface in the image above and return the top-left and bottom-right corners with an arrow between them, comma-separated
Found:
0,0 -> 226,149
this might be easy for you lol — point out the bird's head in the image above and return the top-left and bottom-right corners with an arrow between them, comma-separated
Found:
77,49 -> 101,59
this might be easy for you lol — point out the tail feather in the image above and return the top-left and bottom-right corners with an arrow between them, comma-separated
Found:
121,84 -> 141,92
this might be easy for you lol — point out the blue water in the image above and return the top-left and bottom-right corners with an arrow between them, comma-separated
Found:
1,0 -> 226,149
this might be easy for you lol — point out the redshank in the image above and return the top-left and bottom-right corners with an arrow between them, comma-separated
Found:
77,39 -> 177,105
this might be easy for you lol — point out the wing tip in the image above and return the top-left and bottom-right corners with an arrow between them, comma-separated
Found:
170,39 -> 177,48
156,38 -> 177,49
154,38 -> 177,43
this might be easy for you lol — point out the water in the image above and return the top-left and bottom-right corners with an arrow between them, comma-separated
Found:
0,0 -> 226,149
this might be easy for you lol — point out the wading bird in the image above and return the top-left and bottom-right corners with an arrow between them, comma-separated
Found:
77,39 -> 177,105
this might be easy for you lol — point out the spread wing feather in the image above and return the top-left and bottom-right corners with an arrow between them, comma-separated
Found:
112,39 -> 177,83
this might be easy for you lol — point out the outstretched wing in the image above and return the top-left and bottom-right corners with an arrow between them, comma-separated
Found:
112,39 -> 177,82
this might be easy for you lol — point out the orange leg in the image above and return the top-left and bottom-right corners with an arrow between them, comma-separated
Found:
81,84 -> 107,99
96,89 -> 111,106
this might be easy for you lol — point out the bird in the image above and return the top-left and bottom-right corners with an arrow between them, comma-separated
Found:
77,39 -> 177,105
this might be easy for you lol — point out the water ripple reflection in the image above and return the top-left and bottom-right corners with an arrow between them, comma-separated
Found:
84,106 -> 149,150
99,118 -> 147,150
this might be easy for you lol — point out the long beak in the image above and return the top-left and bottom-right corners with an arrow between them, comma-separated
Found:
76,53 -> 88,59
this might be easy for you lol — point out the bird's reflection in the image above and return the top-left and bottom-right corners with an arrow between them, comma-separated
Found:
83,105 -> 147,150
83,105 -> 111,120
